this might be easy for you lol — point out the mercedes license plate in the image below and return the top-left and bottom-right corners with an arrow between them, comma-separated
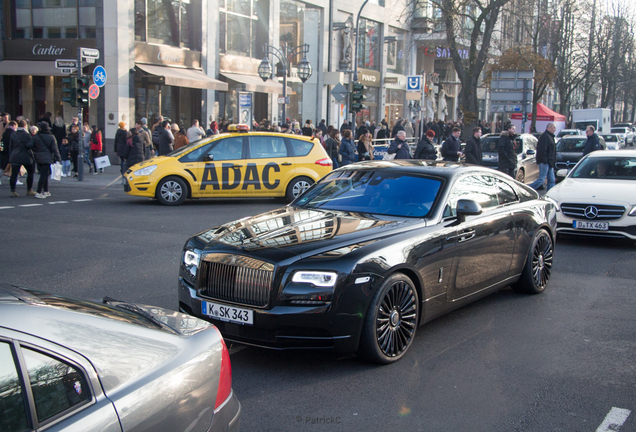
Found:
202,301 -> 253,325
573,220 -> 609,231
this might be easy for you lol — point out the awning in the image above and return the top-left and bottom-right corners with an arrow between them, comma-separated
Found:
0,60 -> 72,76
221,72 -> 290,94
136,64 -> 228,91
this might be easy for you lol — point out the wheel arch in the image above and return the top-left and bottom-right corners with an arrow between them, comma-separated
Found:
378,266 -> 424,326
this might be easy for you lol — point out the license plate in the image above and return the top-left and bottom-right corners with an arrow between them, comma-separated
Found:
573,220 -> 609,231
202,301 -> 253,325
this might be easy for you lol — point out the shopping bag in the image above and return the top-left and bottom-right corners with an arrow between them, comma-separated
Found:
382,152 -> 396,161
50,162 -> 62,181
94,155 -> 111,169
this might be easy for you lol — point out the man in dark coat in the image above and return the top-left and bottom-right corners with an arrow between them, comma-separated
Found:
583,125 -> 602,155
464,127 -> 483,165
33,122 -> 61,198
430,121 -> 440,143
114,122 -> 129,176
441,127 -> 463,162
387,130 -> 411,159
317,119 -> 327,134
157,121 -> 175,156
414,130 -> 437,160
498,124 -> 517,177
8,119 -> 36,197
529,122 -> 557,191
340,120 -> 351,133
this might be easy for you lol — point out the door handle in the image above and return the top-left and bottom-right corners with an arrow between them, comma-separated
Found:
458,230 -> 475,242
281,162 -> 292,166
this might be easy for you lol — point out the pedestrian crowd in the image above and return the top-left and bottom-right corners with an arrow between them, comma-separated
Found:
0,111 -> 104,199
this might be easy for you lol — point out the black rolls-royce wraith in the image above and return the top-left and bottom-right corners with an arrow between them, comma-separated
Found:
178,161 -> 558,364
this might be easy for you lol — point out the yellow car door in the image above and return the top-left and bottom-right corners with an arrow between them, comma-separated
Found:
242,135 -> 294,196
187,136 -> 247,197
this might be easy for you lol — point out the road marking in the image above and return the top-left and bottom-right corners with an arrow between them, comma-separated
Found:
0,206 -> 15,209
107,176 -> 123,187
19,204 -> 43,207
48,201 -> 69,204
596,407 -> 631,432
72,199 -> 93,202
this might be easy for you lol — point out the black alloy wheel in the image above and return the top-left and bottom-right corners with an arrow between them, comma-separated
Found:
512,229 -> 553,294
358,273 -> 419,364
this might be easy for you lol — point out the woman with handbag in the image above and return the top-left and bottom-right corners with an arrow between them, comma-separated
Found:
33,122 -> 61,198
324,129 -> 341,169
357,131 -> 375,161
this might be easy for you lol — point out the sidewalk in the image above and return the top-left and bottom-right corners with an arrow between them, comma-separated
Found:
1,164 -> 124,191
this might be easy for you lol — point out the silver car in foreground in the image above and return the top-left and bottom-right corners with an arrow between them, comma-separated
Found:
0,284 -> 240,432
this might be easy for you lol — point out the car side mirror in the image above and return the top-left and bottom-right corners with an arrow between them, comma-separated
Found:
202,154 -> 214,162
526,149 -> 535,155
556,169 -> 568,177
456,199 -> 482,222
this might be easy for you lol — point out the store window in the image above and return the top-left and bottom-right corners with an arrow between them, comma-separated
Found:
387,27 -> 405,75
10,0 -> 96,39
135,0 -> 201,50
219,0 -> 269,58
357,19 -> 381,72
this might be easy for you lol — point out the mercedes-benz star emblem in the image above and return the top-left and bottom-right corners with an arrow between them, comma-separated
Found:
584,205 -> 599,219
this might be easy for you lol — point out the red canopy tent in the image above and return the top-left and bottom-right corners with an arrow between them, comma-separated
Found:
510,103 -> 567,134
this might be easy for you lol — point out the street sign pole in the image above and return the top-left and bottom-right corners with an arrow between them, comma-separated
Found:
77,48 -> 84,181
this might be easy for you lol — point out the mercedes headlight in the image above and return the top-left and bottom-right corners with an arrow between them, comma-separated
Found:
291,271 -> 338,288
133,164 -> 157,176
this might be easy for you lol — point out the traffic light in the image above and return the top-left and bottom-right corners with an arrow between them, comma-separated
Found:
350,82 -> 366,113
76,77 -> 89,107
62,77 -> 77,107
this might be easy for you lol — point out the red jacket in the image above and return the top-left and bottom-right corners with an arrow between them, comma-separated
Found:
90,131 -> 102,151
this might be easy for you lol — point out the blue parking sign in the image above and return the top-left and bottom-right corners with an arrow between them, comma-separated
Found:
406,75 -> 421,91
93,66 -> 107,87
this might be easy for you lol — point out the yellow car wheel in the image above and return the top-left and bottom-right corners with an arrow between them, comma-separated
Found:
156,176 -> 188,206
286,176 -> 313,202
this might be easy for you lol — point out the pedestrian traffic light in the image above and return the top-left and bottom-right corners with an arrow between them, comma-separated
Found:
350,82 -> 366,113
62,77 -> 77,107
76,77 -> 89,108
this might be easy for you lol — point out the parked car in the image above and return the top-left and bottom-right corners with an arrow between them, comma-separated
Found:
599,133 -> 625,150
480,133 -> 539,183
610,127 -> 634,146
178,161 -> 557,364
547,151 -> 636,240
0,284 -> 241,432
555,135 -> 606,180
555,129 -> 584,143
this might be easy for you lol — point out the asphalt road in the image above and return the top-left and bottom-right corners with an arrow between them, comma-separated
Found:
0,167 -> 634,432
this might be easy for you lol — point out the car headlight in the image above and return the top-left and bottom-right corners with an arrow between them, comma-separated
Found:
291,271 -> 338,287
629,206 -> 636,217
184,250 -> 200,267
133,164 -> 157,176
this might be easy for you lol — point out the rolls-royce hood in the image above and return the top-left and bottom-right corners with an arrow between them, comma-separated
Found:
194,206 -> 426,261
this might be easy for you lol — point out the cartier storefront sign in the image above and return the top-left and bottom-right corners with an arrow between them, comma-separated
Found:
3,39 -> 96,61
135,42 -> 201,69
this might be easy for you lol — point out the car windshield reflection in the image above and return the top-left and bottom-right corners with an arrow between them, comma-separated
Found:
571,157 -> 636,180
295,170 -> 443,218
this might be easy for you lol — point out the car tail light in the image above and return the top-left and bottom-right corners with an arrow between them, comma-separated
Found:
315,158 -> 332,166
214,329 -> 232,410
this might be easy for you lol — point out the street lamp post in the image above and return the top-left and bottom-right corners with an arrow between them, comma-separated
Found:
258,43 -> 312,125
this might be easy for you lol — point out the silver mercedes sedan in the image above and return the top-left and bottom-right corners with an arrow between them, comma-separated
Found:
0,284 -> 240,432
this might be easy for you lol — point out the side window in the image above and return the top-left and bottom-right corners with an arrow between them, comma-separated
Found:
443,175 -> 499,218
178,142 -> 214,163
495,177 -> 518,204
205,137 -> 243,161
23,348 -> 90,423
514,138 -> 523,154
0,342 -> 29,432
289,139 -> 314,157
248,136 -> 288,158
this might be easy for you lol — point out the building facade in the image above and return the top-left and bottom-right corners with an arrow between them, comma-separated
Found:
0,0 -> 414,153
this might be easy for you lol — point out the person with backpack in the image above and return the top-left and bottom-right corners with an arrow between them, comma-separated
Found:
32,122 -> 61,198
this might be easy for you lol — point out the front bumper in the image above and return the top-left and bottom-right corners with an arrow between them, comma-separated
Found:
178,277 -> 362,353
123,172 -> 156,197
556,214 -> 636,240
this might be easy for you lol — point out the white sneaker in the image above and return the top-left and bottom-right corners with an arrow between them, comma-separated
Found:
16,180 -> 23,185
43,192 -> 51,197
35,193 -> 46,199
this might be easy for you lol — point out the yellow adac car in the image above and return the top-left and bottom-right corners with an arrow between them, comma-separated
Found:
124,125 -> 333,205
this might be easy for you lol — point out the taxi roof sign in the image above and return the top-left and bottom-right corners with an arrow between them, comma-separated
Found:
227,124 -> 250,132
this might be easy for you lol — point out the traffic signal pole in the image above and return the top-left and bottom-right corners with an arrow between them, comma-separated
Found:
77,48 -> 84,181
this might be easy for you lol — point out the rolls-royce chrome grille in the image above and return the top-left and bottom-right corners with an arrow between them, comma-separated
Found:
198,254 -> 274,307
561,203 -> 625,221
